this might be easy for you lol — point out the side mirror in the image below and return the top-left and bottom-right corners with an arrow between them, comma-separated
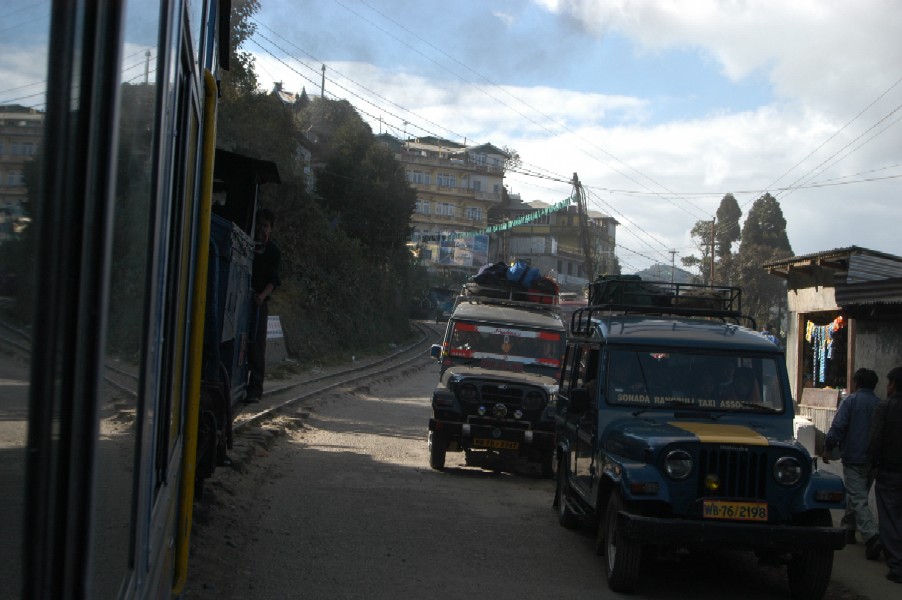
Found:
569,387 -> 590,414
430,344 -> 442,361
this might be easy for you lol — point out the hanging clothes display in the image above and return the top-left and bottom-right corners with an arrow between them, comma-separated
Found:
805,316 -> 846,386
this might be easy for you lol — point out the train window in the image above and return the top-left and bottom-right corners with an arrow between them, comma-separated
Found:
0,2 -> 50,597
87,2 -> 166,597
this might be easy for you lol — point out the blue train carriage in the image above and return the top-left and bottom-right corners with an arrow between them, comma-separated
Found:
196,149 -> 280,484
17,1 -> 240,598
553,277 -> 847,600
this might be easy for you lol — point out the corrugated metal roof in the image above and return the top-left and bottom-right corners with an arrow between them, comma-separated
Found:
846,254 -> 902,283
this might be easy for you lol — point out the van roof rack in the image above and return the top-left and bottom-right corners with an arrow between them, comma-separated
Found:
453,282 -> 561,313
569,277 -> 756,336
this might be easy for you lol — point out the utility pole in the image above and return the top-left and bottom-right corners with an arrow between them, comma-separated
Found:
320,64 -> 326,98
572,173 -> 596,283
709,218 -> 716,284
669,249 -> 677,284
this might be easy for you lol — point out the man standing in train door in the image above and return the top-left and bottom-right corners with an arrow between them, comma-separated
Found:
246,208 -> 281,403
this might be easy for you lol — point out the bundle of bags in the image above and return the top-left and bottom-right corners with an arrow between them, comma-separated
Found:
469,260 -> 558,303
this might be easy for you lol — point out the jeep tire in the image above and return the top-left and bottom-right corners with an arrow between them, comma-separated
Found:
428,431 -> 446,471
603,489 -> 642,593
787,510 -> 834,600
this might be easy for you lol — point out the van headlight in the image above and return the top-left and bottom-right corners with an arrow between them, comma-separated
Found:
774,456 -> 802,485
664,449 -> 693,479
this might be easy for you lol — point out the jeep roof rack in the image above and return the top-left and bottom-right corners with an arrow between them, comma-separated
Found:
569,277 -> 756,336
453,282 -> 562,313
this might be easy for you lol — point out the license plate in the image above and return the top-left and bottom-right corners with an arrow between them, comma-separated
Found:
472,438 -> 519,450
702,500 -> 768,522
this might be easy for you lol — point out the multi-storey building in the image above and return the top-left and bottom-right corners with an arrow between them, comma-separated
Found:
0,104 -> 43,238
498,194 -> 618,286
380,134 -> 618,283
380,135 -> 507,270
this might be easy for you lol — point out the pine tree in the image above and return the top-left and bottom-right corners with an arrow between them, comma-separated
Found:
736,193 -> 793,328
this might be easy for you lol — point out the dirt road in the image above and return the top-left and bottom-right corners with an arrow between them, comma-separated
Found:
183,354 -> 869,600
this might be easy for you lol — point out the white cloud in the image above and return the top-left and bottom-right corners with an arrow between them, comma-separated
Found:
252,1 -> 902,272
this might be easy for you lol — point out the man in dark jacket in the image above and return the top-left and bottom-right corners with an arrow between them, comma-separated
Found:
246,209 -> 281,403
824,368 -> 881,555
869,366 -> 902,583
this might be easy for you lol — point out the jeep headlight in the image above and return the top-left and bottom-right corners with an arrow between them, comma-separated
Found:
458,384 -> 478,402
522,391 -> 544,410
664,449 -> 693,480
774,456 -> 802,485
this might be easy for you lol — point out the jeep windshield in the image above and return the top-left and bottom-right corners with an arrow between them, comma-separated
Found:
605,349 -> 787,413
445,320 -> 564,376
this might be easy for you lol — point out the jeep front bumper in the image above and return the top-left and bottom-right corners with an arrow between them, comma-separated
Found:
616,511 -> 847,551
428,419 -> 554,451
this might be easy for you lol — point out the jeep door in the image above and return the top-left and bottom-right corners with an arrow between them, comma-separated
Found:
561,344 -> 600,494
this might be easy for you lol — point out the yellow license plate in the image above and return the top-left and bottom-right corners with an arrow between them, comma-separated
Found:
703,500 -> 768,521
472,438 -> 519,450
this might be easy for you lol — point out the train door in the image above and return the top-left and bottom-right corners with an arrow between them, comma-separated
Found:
6,1 -> 228,599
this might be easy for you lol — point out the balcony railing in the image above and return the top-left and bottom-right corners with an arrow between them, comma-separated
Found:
396,152 -> 504,175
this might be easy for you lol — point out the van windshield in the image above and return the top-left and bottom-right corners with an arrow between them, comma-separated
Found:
445,320 -> 564,374
605,349 -> 786,413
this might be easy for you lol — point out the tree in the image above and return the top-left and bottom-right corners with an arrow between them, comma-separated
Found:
220,0 -> 261,98
681,193 -> 744,285
736,194 -> 793,327
681,219 -> 715,284
715,193 -> 742,259
310,99 -> 416,255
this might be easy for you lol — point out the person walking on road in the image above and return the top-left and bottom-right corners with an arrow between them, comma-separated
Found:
824,368 -> 881,556
246,208 -> 281,404
869,366 -> 902,584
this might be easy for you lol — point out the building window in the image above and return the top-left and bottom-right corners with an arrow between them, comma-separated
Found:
493,184 -> 501,194
436,202 -> 455,217
465,207 -> 481,220
557,260 -> 563,273
415,199 -> 430,215
437,173 -> 456,188
408,170 -> 430,185
471,180 -> 481,192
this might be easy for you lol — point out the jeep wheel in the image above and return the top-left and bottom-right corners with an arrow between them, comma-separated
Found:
603,490 -> 641,593
554,460 -> 579,529
428,431 -> 446,471
787,510 -> 834,600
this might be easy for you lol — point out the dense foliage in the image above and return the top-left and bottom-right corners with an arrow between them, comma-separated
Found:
216,0 -> 418,364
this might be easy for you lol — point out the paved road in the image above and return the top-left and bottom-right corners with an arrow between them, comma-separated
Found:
183,351 -> 893,599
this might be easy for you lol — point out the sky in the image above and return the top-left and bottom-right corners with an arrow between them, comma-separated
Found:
2,0 -> 900,275
247,0 -> 902,274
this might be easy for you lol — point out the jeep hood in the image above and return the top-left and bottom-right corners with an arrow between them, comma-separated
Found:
603,418 -> 801,462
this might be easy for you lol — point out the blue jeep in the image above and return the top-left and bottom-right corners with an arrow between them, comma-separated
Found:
553,278 -> 846,600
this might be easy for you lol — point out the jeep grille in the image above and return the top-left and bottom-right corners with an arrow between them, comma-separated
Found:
696,448 -> 768,500
480,385 -> 523,405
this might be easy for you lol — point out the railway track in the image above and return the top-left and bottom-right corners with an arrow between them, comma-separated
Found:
232,320 -> 444,433
0,314 -> 445,432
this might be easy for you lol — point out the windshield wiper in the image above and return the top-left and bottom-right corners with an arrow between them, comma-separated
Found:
739,402 -> 780,413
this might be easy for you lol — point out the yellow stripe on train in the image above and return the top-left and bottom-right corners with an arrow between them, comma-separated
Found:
668,422 -> 769,446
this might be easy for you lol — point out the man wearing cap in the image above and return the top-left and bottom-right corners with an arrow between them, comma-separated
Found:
869,366 -> 902,583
